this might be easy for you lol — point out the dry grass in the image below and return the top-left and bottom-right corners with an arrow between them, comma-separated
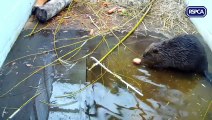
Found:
143,0 -> 197,38
26,0 -> 197,38
107,0 -> 197,38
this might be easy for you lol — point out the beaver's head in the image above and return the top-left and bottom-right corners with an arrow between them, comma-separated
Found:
141,41 -> 167,68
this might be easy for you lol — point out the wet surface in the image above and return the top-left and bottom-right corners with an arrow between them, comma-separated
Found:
0,30 -> 54,120
0,30 -> 212,120
86,33 -> 212,120
0,29 -> 88,120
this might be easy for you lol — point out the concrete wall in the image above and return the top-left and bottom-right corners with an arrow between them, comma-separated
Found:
0,0 -> 36,67
186,0 -> 212,51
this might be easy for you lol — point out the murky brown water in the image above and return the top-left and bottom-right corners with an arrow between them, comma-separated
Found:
86,33 -> 212,120
3,30 -> 211,120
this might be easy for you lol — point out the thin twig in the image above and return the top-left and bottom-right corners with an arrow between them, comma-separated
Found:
88,15 -> 100,30
55,71 -> 106,98
0,42 -> 87,98
24,22 -> 50,37
90,57 -> 143,96
89,1 -> 154,70
24,21 -> 39,37
4,34 -> 98,67
7,93 -> 41,120
203,100 -> 212,120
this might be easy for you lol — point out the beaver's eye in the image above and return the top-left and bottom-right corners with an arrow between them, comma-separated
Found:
143,52 -> 149,57
152,49 -> 158,54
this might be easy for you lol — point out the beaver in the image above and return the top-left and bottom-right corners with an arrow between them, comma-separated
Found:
141,34 -> 212,83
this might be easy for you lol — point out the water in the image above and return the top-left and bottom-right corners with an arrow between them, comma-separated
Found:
50,32 -> 212,120
1,30 -> 211,119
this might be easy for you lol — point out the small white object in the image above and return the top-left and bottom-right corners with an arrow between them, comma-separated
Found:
133,58 -> 141,65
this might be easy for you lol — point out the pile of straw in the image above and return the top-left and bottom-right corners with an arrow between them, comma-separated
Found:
108,0 -> 197,38
145,0 -> 197,37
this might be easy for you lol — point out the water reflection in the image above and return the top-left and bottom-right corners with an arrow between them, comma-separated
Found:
49,82 -> 182,120
49,80 -> 212,120
50,33 -> 212,120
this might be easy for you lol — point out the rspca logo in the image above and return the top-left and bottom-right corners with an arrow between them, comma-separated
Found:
186,6 -> 207,17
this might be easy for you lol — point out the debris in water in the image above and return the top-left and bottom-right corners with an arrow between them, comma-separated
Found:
134,75 -> 166,88
26,64 -> 33,67
1,107 -> 7,118
201,84 -> 206,88
138,69 -> 151,76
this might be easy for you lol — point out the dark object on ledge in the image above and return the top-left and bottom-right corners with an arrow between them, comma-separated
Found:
32,0 -> 49,15
35,0 -> 72,23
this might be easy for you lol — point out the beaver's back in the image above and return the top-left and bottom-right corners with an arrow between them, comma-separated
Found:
167,35 -> 207,72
